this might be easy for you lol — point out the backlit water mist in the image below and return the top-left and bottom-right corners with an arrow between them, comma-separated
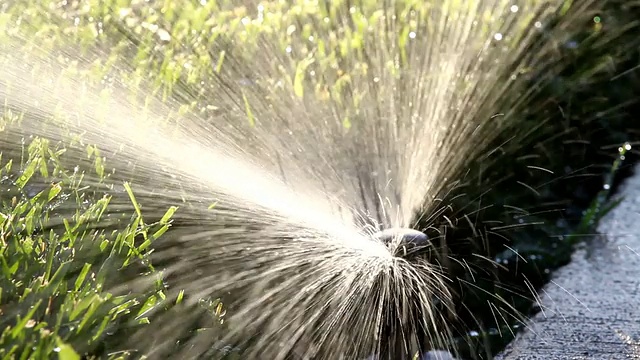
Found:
0,0 -> 635,359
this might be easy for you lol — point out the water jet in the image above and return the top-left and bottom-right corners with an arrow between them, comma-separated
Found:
0,1 -> 638,360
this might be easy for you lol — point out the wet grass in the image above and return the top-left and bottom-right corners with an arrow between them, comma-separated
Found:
1,0 -> 639,359
0,127 -> 167,358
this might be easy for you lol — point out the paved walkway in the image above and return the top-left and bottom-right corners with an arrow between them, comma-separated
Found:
497,165 -> 640,359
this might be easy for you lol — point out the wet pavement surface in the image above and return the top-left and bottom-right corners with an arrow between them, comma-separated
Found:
497,165 -> 640,359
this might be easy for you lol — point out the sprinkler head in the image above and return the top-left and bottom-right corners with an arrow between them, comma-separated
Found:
372,228 -> 429,257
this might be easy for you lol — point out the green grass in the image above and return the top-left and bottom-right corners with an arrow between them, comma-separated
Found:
0,0 -> 635,359
0,112 -> 173,358
2,0 -> 387,102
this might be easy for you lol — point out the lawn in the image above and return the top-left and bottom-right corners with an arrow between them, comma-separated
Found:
1,0 -> 639,359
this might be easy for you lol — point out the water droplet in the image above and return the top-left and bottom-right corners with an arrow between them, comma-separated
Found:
510,5 -> 519,13
534,21 -> 542,28
494,33 -> 503,41
285,46 -> 292,53
157,29 -> 171,42
409,31 -> 416,39
565,40 -> 578,49
603,184 -> 610,190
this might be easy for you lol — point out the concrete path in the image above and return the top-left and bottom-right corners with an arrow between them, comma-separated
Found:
497,165 -> 640,359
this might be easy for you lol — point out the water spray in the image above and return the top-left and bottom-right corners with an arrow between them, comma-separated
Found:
0,0 -> 638,359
